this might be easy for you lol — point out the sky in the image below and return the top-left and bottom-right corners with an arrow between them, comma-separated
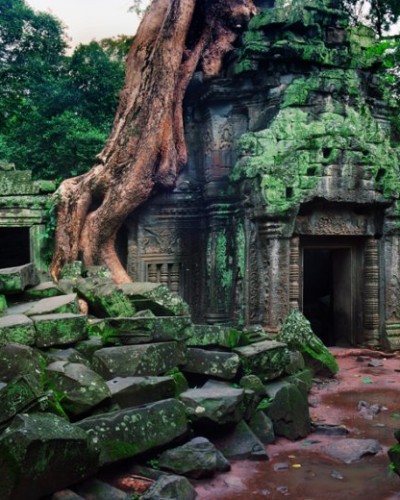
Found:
26,0 -> 144,48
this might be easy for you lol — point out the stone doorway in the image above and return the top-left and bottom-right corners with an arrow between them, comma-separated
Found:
0,227 -> 30,268
300,238 -> 362,347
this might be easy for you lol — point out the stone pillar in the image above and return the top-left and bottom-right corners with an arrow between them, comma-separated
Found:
382,232 -> 400,349
30,225 -> 46,271
289,236 -> 300,309
258,221 -> 291,333
363,238 -> 380,346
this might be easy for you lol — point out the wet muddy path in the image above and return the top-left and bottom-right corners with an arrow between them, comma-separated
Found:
195,348 -> 400,499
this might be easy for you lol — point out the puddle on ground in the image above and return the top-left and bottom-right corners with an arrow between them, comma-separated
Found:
196,453 -> 400,499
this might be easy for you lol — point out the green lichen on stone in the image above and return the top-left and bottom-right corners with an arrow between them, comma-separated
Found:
215,231 -> 233,291
278,309 -> 339,376
0,295 -> 6,315
232,74 -> 400,216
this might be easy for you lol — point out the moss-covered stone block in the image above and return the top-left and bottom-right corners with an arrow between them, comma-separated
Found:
32,313 -> 88,348
180,385 -> 246,425
76,279 -> 135,318
0,295 -> 7,315
278,309 -> 339,376
119,282 -> 190,316
75,398 -> 188,465
0,314 -> 36,346
0,375 -> 46,428
264,381 -> 311,440
46,361 -> 111,416
0,264 -> 39,294
106,376 -> 176,408
0,412 -> 99,499
183,348 -> 240,380
186,324 -> 242,348
233,340 -> 290,381
25,294 -> 81,316
0,343 -> 45,383
92,342 -> 187,380
24,282 -> 63,300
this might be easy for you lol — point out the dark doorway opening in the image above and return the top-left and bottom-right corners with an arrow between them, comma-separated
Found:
303,246 -> 353,346
0,227 -> 30,268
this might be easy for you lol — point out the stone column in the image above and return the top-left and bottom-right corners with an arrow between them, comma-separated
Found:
30,225 -> 46,271
289,236 -> 300,309
363,238 -> 380,346
258,221 -> 291,333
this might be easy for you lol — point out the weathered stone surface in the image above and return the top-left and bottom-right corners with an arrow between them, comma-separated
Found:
183,348 -> 240,380
74,479 -> 129,500
278,310 -> 339,376
0,314 -> 35,346
186,324 -> 242,348
0,263 -> 39,294
26,294 -> 81,316
106,376 -> 175,408
215,420 -> 268,460
92,342 -> 187,379
323,438 -> 383,463
0,412 -> 98,500
0,295 -> 6,315
76,278 -> 135,318
158,436 -> 230,478
51,490 -> 85,500
46,362 -> 111,416
0,343 -> 45,382
0,375 -> 45,427
32,313 -> 87,348
233,340 -> 290,381
180,386 -> 245,425
119,282 -> 190,316
75,336 -> 103,361
75,399 -> 188,465
24,282 -> 63,300
141,474 -> 196,500
46,348 -> 91,367
239,374 -> 266,397
264,381 -> 311,440
248,411 -> 275,444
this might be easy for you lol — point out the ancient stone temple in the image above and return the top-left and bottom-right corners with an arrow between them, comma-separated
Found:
123,0 -> 400,349
0,161 -> 55,271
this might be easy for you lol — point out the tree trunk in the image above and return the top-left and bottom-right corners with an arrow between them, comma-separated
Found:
50,0 -> 256,283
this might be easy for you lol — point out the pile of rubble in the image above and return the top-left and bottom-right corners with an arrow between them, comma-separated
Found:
0,263 -> 338,499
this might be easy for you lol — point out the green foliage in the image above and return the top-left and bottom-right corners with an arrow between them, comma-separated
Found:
0,1 -> 126,180
341,0 -> 400,36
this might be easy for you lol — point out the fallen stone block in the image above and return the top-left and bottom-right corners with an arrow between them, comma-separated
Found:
75,337 -> 104,362
119,282 -> 190,316
248,411 -> 275,444
186,324 -> 242,348
233,340 -> 290,381
183,348 -> 240,380
75,399 -> 188,465
32,313 -> 88,348
0,412 -> 98,500
0,295 -> 6,315
0,375 -> 46,429
141,474 -> 196,500
278,309 -> 339,376
76,278 -> 135,318
74,479 -> 129,500
0,263 -> 39,294
26,294 -> 81,316
214,420 -> 268,460
46,348 -> 91,367
107,376 -> 175,408
264,381 -> 311,440
24,282 -> 64,300
0,343 -> 45,382
158,436 -> 230,478
180,385 -> 245,425
92,342 -> 187,379
46,362 -> 111,416
0,314 -> 35,346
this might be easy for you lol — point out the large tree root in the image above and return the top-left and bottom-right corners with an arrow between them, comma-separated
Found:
50,0 -> 256,283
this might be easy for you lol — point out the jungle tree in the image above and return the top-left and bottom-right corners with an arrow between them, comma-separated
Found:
50,0 -> 257,283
